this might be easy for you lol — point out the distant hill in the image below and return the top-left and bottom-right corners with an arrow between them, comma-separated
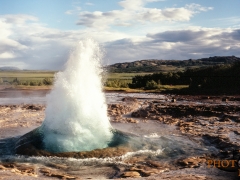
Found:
0,66 -> 21,71
106,56 -> 240,73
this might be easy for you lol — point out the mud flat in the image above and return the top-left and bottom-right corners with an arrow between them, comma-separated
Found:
0,89 -> 240,179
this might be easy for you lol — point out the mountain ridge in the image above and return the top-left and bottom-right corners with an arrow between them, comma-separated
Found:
106,56 -> 240,73
0,66 -> 21,71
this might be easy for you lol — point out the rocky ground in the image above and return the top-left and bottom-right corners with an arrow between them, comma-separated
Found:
0,92 -> 240,179
108,95 -> 240,179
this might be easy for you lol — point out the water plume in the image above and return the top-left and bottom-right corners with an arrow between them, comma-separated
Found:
40,39 -> 113,152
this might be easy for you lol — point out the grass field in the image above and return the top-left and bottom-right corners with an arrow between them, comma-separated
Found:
103,72 -> 153,88
0,71 -> 150,81
105,72 -> 152,80
0,71 -> 152,85
0,71 -> 55,83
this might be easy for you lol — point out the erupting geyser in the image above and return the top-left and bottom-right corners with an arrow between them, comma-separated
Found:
38,39 -> 113,152
16,39 -> 114,152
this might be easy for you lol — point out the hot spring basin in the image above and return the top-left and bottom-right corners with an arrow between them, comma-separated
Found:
0,121 -> 220,180
0,120 -> 211,160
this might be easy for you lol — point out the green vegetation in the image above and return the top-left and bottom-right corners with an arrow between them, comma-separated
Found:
103,56 -> 240,93
0,71 -> 55,87
103,87 -> 144,92
0,60 -> 239,94
104,79 -> 130,88
187,62 -> 240,91
105,72 -> 152,80
145,80 -> 159,90
42,78 -> 53,85
104,72 -> 152,89
129,62 -> 240,94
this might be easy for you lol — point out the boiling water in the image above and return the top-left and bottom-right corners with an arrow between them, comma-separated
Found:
39,39 -> 113,152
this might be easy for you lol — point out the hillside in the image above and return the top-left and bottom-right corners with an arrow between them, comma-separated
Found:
128,61 -> 240,94
106,56 -> 240,73
0,66 -> 21,71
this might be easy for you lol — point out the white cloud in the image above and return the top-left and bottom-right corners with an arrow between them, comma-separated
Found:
0,14 -> 134,69
141,7 -> 194,22
85,2 -> 94,6
0,15 -> 75,69
2,14 -> 38,24
0,17 -> 28,57
0,10 -> 239,70
185,3 -> 213,12
118,0 -> 145,10
104,28 -> 240,63
76,2 -> 213,29
0,52 -> 16,59
118,0 -> 165,10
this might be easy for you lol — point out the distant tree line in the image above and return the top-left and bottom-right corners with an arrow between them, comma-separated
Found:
129,62 -> 240,91
104,79 -> 130,88
8,77 -> 53,86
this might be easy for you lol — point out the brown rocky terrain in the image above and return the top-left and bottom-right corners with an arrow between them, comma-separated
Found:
108,95 -> 240,179
0,92 -> 240,179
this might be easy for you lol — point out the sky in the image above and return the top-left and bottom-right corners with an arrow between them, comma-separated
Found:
0,0 -> 240,70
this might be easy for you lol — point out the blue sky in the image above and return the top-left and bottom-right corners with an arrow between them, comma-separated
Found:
0,0 -> 239,69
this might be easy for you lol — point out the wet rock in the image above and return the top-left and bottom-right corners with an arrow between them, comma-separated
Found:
203,134 -> 238,151
46,162 -> 68,170
40,168 -> 77,179
0,163 -> 36,176
222,97 -> 228,102
219,117 -> 231,122
15,164 -> 36,174
146,160 -> 162,168
130,103 -> 240,124
126,118 -> 138,123
108,101 -> 139,117
122,171 -> 141,178
152,100 -> 162,103
234,97 -> 240,101
234,130 -> 240,135
122,97 -> 138,102
177,156 -> 206,168
163,117 -> 179,125
132,109 -> 149,118
1,163 -> 15,168
233,117 -> 240,123
0,165 -> 6,170
22,104 -> 44,111
202,96 -> 211,99
111,117 -> 138,123
128,165 -> 168,177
